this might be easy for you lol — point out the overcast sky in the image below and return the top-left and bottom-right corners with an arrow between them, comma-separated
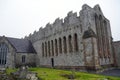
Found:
0,0 -> 120,41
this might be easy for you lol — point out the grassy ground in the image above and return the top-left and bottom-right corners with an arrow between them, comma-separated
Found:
6,68 -> 18,75
28,67 -> 120,80
6,67 -> 120,80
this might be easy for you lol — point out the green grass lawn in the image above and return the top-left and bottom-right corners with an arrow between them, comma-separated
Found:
6,68 -> 18,75
6,67 -> 120,80
28,67 -> 120,80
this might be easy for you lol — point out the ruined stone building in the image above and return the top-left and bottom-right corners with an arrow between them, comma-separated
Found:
0,4 -> 117,70
0,36 -> 36,68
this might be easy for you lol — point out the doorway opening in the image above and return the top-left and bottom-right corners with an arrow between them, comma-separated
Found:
51,58 -> 54,67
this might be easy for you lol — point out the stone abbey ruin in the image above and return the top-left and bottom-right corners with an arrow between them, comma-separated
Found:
0,4 -> 120,71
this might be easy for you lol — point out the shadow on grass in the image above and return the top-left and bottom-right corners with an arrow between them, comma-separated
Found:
60,73 -> 81,79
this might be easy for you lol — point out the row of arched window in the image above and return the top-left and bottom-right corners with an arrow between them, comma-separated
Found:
42,33 -> 79,57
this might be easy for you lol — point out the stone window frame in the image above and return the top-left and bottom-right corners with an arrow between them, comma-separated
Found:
0,42 -> 8,65
22,55 -> 26,63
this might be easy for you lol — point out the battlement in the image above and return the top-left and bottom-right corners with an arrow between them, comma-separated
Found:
25,4 -> 105,42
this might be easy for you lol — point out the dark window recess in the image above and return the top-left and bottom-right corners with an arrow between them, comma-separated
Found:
22,55 -> 26,63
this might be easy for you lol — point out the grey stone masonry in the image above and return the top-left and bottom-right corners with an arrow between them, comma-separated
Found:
113,41 -> 120,67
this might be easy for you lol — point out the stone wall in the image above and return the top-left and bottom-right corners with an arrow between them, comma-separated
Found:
32,24 -> 85,68
113,41 -> 120,67
15,53 -> 36,67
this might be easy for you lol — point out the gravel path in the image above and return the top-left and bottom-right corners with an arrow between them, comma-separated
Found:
99,69 -> 120,77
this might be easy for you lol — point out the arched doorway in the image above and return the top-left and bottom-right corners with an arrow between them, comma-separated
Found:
51,58 -> 54,67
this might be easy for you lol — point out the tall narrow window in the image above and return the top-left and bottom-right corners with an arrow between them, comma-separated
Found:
59,38 -> 62,54
99,15 -> 104,57
68,35 -> 73,52
45,42 -> 47,57
55,39 -> 58,56
22,55 -> 26,63
63,36 -> 67,53
51,40 -> 54,56
42,43 -> 44,57
0,43 -> 8,65
74,33 -> 78,52
48,41 -> 50,57
104,20 -> 109,57
95,14 -> 101,57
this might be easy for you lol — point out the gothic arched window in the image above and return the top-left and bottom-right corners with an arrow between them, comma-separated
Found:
42,43 -> 44,57
74,33 -> 78,52
55,39 -> 58,56
0,43 -> 8,65
59,38 -> 62,54
48,41 -> 50,57
51,40 -> 54,56
68,35 -> 73,52
45,42 -> 47,57
63,36 -> 67,53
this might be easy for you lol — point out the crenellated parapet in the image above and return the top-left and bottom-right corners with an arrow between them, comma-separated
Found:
25,4 -> 108,43
63,11 -> 79,26
25,11 -> 81,42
